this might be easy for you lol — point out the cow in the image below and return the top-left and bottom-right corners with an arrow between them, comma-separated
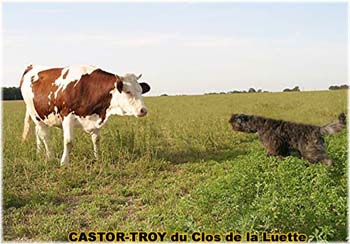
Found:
20,65 -> 151,165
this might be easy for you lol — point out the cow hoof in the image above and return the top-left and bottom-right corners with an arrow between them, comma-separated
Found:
60,160 -> 69,166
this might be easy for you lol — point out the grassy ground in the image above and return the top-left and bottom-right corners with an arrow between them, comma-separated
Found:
2,90 -> 348,241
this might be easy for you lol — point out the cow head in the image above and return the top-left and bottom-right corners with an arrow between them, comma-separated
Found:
110,73 -> 151,117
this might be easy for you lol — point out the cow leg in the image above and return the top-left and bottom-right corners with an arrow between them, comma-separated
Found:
61,117 -> 74,165
35,123 -> 52,159
91,129 -> 100,160
22,110 -> 31,142
35,126 -> 42,154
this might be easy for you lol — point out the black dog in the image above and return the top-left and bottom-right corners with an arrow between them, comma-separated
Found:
229,113 -> 346,166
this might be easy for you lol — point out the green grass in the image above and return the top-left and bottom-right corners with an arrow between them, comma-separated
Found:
2,90 -> 348,241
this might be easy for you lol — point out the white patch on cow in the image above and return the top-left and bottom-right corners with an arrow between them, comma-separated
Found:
43,112 -> 62,127
48,92 -> 52,105
54,65 -> 97,98
75,114 -> 104,132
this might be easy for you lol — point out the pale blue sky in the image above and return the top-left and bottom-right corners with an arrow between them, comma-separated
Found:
3,2 -> 347,95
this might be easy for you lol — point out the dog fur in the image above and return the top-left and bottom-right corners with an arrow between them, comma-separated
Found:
229,113 -> 346,166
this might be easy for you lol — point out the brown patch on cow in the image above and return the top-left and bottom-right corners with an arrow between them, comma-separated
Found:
19,65 -> 33,88
56,69 -> 120,122
31,68 -> 63,119
32,68 -> 122,123
62,70 -> 69,79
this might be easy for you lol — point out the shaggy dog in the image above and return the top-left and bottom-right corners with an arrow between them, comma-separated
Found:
229,113 -> 346,166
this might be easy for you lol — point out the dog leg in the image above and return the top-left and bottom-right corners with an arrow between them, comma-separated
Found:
265,146 -> 285,160
263,141 -> 288,160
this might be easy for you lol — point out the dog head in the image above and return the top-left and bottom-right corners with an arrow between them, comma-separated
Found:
229,114 -> 258,133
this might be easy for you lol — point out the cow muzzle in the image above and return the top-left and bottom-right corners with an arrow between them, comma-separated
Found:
137,107 -> 148,117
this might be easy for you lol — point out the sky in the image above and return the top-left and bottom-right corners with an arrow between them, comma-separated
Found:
3,2 -> 348,95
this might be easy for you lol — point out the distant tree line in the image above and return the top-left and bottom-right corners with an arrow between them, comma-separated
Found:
329,84 -> 348,90
204,83 -> 349,95
2,83 -> 348,100
205,88 -> 269,95
2,87 -> 23,100
283,86 -> 300,92
163,83 -> 349,96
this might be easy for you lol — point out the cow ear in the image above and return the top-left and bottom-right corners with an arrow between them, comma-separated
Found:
140,82 -> 150,94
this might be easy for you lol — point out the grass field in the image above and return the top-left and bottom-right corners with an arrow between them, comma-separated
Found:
2,90 -> 348,242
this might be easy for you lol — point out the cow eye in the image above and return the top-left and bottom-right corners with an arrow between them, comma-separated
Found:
125,91 -> 132,95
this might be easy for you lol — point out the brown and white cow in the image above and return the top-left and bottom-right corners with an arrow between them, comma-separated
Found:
20,65 -> 151,165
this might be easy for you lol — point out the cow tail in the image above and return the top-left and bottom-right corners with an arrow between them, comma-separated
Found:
22,110 -> 32,142
320,113 -> 346,135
